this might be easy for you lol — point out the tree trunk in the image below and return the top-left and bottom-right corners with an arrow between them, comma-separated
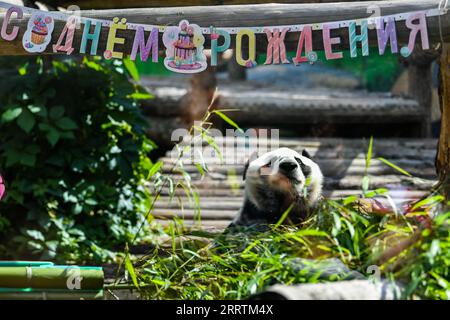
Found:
437,43 -> 450,193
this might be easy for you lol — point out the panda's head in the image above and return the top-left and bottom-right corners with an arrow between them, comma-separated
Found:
243,148 -> 323,210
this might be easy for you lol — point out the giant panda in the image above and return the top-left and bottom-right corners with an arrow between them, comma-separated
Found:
229,147 -> 324,228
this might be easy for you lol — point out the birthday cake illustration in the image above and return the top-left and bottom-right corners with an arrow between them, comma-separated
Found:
163,20 -> 207,73
22,13 -> 54,53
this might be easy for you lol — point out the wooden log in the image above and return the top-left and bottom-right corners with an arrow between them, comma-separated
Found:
0,0 -> 449,56
153,208 -> 236,219
160,136 -> 439,148
51,0 -> 374,10
436,43 -> 450,193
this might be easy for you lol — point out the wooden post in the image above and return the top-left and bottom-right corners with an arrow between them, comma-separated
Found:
436,43 -> 450,190
407,49 -> 440,137
181,57 -> 218,124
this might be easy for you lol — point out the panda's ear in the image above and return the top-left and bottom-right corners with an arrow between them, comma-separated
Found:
302,149 -> 312,159
243,151 -> 258,180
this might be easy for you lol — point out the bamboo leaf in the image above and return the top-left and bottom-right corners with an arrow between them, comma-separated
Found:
213,110 -> 244,133
365,136 -> 373,172
125,253 -> 140,289
377,157 -> 412,177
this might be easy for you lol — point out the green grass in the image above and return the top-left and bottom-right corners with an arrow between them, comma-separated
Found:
108,117 -> 448,300
112,190 -> 449,300
105,124 -> 450,300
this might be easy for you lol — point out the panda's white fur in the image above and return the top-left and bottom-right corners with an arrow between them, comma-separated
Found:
230,147 -> 323,227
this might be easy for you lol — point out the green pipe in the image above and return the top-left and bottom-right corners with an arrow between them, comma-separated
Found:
0,266 -> 104,290
0,288 -> 104,300
0,261 -> 54,267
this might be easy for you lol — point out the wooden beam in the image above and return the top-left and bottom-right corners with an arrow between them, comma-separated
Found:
0,0 -> 449,56
406,48 -> 440,137
48,0 -> 371,10
436,43 -> 450,189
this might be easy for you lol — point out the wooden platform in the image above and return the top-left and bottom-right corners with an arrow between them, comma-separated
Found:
149,138 -> 438,230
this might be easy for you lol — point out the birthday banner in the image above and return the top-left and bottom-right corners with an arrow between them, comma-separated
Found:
0,1 -> 447,73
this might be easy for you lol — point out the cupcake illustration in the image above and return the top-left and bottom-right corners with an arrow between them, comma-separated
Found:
31,17 -> 49,45
22,13 -> 54,53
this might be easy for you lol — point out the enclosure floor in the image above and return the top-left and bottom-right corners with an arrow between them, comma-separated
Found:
149,137 -> 438,231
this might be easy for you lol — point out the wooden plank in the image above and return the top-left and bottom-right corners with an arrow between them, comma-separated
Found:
162,136 -> 439,148
0,0 -> 448,55
51,0 -> 368,10
153,208 -> 236,219
164,150 -> 437,162
157,164 -> 437,178
154,219 -> 230,229
155,189 -> 429,201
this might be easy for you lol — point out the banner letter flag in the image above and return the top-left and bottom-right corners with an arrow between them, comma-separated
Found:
264,27 -> 290,65
349,20 -> 369,58
210,27 -> 231,66
80,19 -> 102,55
406,11 -> 430,53
105,17 -> 128,60
293,26 -> 313,65
52,15 -> 76,54
322,22 -> 343,60
0,1 -> 440,71
130,26 -> 159,63
163,20 -> 207,74
22,12 -> 54,53
376,17 -> 398,55
236,29 -> 256,67
1,6 -> 22,41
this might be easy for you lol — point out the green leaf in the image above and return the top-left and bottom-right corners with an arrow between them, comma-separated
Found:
2,107 -> 22,122
17,110 -> 35,133
125,253 -> 140,289
128,92 -> 153,100
123,58 -> 140,81
147,161 -> 162,180
27,105 -> 41,114
412,195 -> 445,211
56,117 -> 78,130
273,203 -> 295,228
213,110 -> 244,133
46,129 -> 60,146
25,229 -> 45,241
20,153 -> 36,166
377,157 -> 412,177
331,212 -> 342,237
365,136 -> 373,171
49,106 -> 65,120
362,175 -> 370,193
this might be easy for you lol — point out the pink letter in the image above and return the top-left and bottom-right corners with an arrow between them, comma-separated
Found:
1,7 -> 23,41
52,16 -> 76,54
293,26 -> 312,65
264,27 -> 290,64
406,11 -> 429,52
322,23 -> 343,60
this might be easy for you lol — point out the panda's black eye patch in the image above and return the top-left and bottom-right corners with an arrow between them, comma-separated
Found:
295,157 -> 311,177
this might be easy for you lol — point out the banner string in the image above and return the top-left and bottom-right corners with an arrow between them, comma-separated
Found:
0,0 -> 447,34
